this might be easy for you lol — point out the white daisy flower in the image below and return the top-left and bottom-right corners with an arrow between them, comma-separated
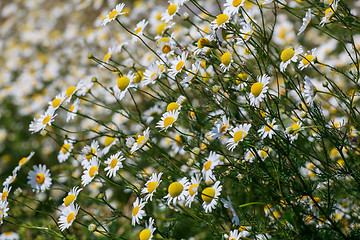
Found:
101,136 -> 118,155
185,173 -> 202,207
298,48 -> 316,70
141,172 -> 163,201
168,52 -> 188,78
132,19 -> 149,43
143,105 -> 163,124
104,152 -> 125,178
226,123 -> 251,151
29,108 -> 57,133
131,197 -> 147,226
249,74 -> 270,107
193,35 -> 213,55
156,110 -> 180,131
258,148 -> 270,161
102,3 -> 126,26
0,231 -> 19,240
66,99 -> 81,122
130,128 -> 150,154
102,47 -> 115,64
298,9 -> 312,35
58,203 -> 80,231
81,140 -> 100,168
286,121 -> 302,143
221,196 -> 240,226
17,151 -> 35,168
138,217 -> 156,240
81,157 -> 99,187
114,72 -> 135,101
64,81 -> 84,103
244,149 -> 256,163
211,115 -> 232,139
224,0 -> 245,16
63,186 -> 82,207
224,228 -> 250,239
304,76 -> 316,106
27,164 -> 52,193
156,35 -> 176,59
257,119 -> 279,139
237,21 -> 253,43
319,0 -> 339,27
1,185 -> 11,203
161,0 -> 182,23
3,173 -> 17,187
58,139 -> 75,163
164,177 -> 190,206
166,95 -> 186,112
279,46 -> 303,72
220,52 -> 233,72
0,201 -> 9,225
180,62 -> 200,88
201,181 -> 222,213
77,77 -> 95,96
142,61 -> 165,87
48,93 -> 66,111
211,13 -> 230,30
202,151 -> 221,182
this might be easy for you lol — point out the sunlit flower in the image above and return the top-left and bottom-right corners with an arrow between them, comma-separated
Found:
226,123 -> 251,151
161,0 -> 183,23
156,110 -> 179,131
0,231 -> 19,240
16,151 -> 35,171
304,76 -> 316,106
58,139 -> 75,163
141,172 -> 163,201
168,52 -> 188,78
130,128 -> 150,154
29,108 -> 57,133
257,119 -> 279,139
114,72 -> 135,100
66,99 -> 81,122
104,152 -> 125,178
185,173 -> 202,207
211,115 -> 232,139
298,9 -> 312,35
102,3 -> 126,26
58,203 -> 80,231
286,121 -> 302,143
138,217 -> 156,240
101,136 -> 118,155
142,61 -> 165,87
320,0 -> 338,27
27,164 -> 52,193
202,151 -> 221,182
211,13 -> 230,29
279,46 -> 303,72
164,177 -> 190,206
132,19 -> 148,42
131,197 -> 147,226
220,52 -> 233,72
81,157 -> 99,186
249,74 -> 270,107
63,186 -> 82,207
298,48 -> 316,70
48,93 -> 66,111
201,181 -> 222,213
0,185 -> 11,203
224,0 -> 245,16
81,140 -> 100,168
0,201 -> 9,225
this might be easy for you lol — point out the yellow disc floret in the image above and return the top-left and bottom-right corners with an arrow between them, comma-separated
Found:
201,187 -> 215,203
168,182 -> 183,197
281,48 -> 295,62
251,82 -> 264,97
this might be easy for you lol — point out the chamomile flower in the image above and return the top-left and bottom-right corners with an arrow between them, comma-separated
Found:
304,76 -> 316,106
202,151 -> 221,182
0,201 -> 9,225
224,0 -> 245,16
102,3 -> 126,26
211,13 -> 230,30
104,152 -> 125,178
249,74 -> 270,107
1,185 -> 11,203
320,0 -> 338,27
81,140 -> 100,168
29,108 -> 57,133
103,47 -> 115,64
27,164 -> 52,193
298,48 -> 317,70
130,128 -> 150,154
161,1 -> 181,23
114,72 -> 135,100
58,139 -> 75,163
168,52 -> 188,78
81,157 -> 99,186
0,231 -> 19,240
298,9 -> 312,35
156,35 -> 176,58
193,35 -> 213,55
237,21 -> 253,43
222,196 -> 240,225
156,110 -> 179,131
101,136 -> 118,155
48,93 -> 66,111
132,19 -> 148,43
166,95 -> 186,112
143,105 -> 163,124
257,119 -> 279,139
141,172 -> 163,201
180,62 -> 200,88
17,151 -> 35,169
63,186 -> 82,207
58,203 -> 80,231
3,173 -> 17,187
224,228 -> 250,239
131,197 -> 147,226
66,99 -> 81,122
211,115 -> 232,139
286,121 -> 302,143
142,61 -> 165,87
164,177 -> 190,206
226,123 -> 251,151
279,46 -> 303,72
64,81 -> 84,103
139,217 -> 156,240
220,52 -> 233,72
201,181 -> 222,213
185,173 -> 202,207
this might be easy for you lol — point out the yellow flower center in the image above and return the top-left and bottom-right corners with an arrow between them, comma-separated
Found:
1,191 -> 8,202
325,8 -> 334,17
164,117 -> 175,128
280,48 -> 295,62
132,206 -> 139,216
232,0 -> 242,7
176,61 -> 184,71
89,166 -> 98,178
137,135 -> 146,145
189,184 -> 199,196
36,173 -> 45,184
66,86 -> 76,98
237,73 -> 248,81
117,76 -> 130,91
64,194 -> 76,207
167,5 -> 177,15
233,130 -> 246,143
204,161 -> 212,171
264,124 -> 273,132
197,38 -> 210,48
135,27 -> 142,35
220,125 -> 228,134
216,14 -> 229,26
110,158 -> 118,168
108,10 -> 118,20
260,150 -> 267,158
67,212 -> 76,224
52,98 -> 62,108
157,23 -> 167,35
104,136 -> 115,147
139,229 -> 151,240
42,116 -> 51,125
303,54 -> 315,65
168,182 -> 183,197
162,45 -> 171,53
167,102 -> 179,112
251,82 -> 264,97
85,148 -> 96,160
69,105 -> 75,112
201,187 -> 215,203
134,71 -> 143,83
103,53 -> 111,62
174,135 -> 182,146
19,157 -> 28,165
61,143 -> 71,154
291,123 -> 301,135
147,181 -> 158,193
221,52 -> 232,66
